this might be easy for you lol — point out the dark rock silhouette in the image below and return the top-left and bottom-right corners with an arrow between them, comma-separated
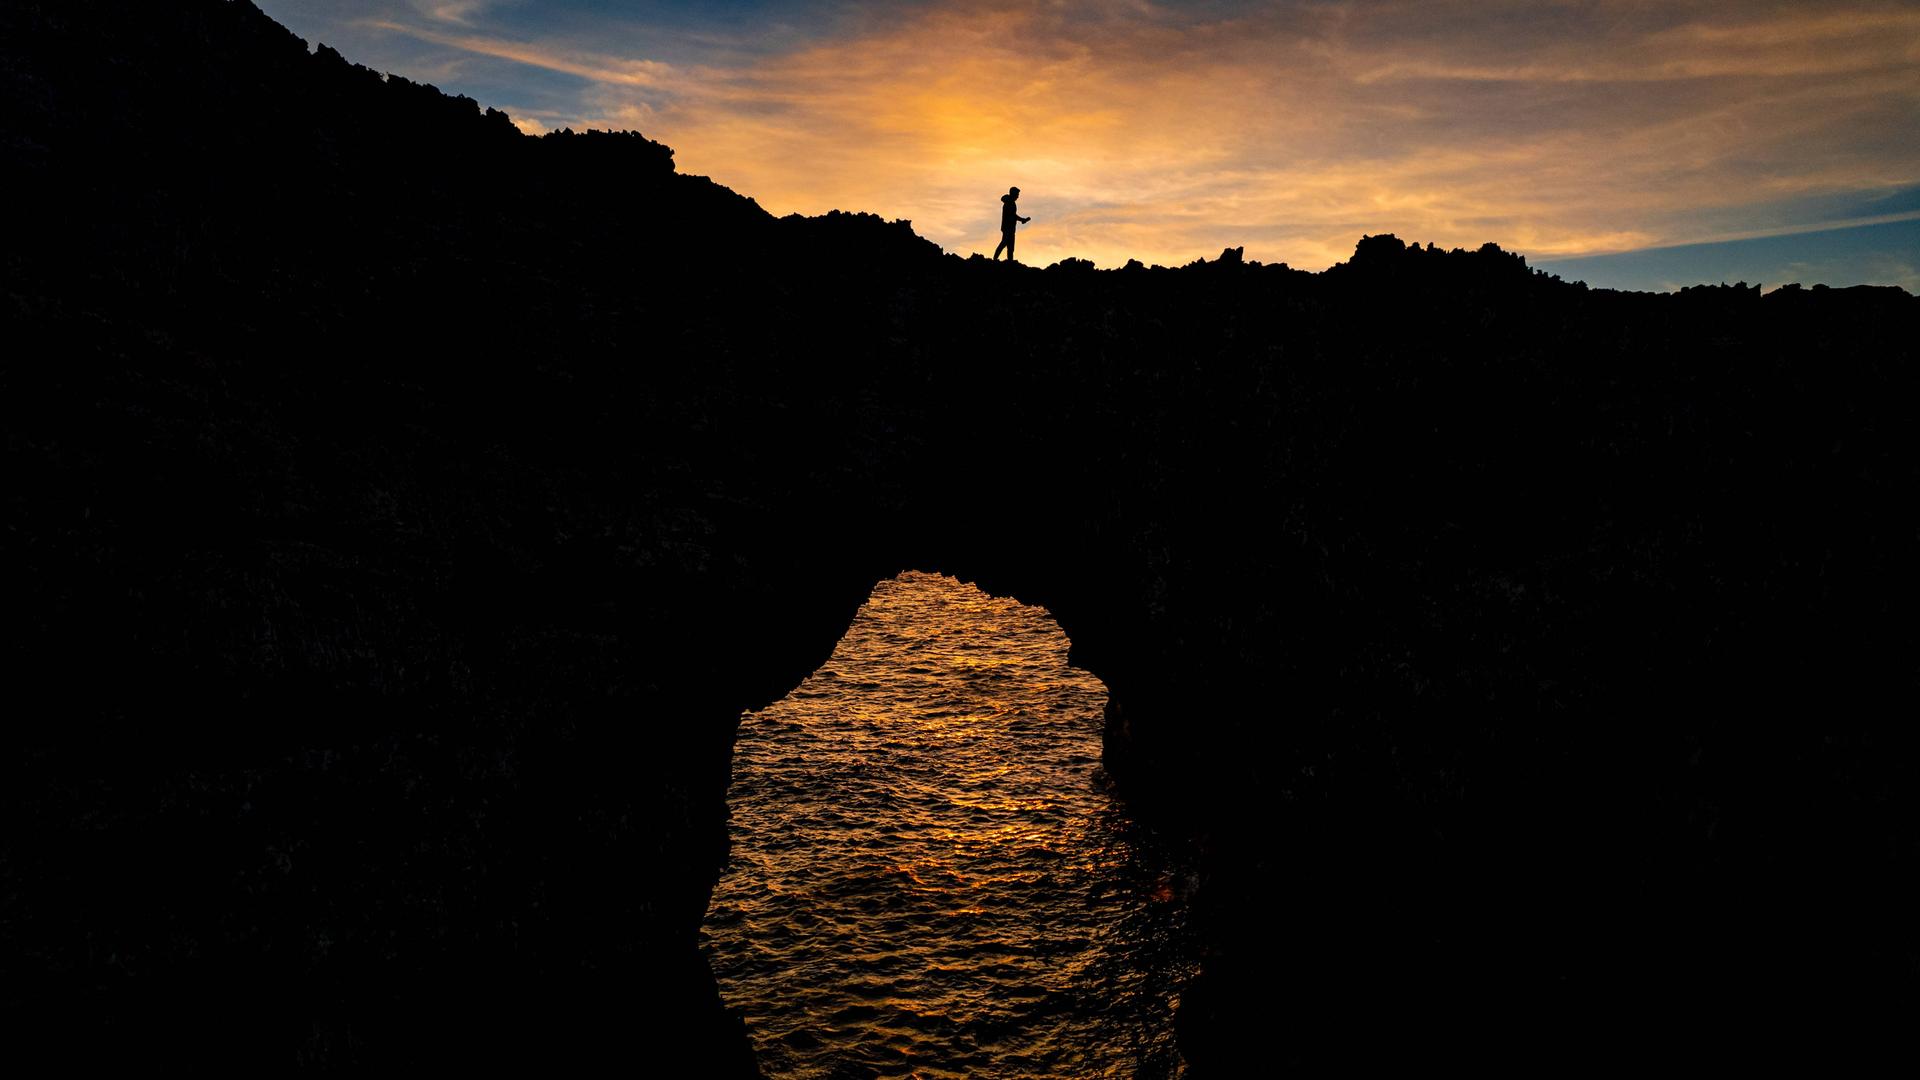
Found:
4,1 -> 1916,1073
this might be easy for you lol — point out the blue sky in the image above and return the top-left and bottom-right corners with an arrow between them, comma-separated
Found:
1537,209 -> 1920,293
255,1 -> 1920,287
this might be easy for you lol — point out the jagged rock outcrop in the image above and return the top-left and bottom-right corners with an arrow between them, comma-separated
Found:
5,1 -> 1916,1072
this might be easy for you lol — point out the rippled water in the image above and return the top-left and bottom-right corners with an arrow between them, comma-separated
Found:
701,572 -> 1197,1079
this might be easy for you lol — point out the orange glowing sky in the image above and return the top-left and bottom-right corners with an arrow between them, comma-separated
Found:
260,1 -> 1920,287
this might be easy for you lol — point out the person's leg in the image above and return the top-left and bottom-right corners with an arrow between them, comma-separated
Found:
994,233 -> 1010,260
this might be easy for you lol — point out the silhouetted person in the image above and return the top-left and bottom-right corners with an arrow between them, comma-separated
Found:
992,186 -> 1030,262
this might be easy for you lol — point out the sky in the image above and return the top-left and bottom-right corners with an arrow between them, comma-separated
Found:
255,1 -> 1920,288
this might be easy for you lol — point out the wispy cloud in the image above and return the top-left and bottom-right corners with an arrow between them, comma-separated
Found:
365,19 -> 679,88
263,1 -> 1920,273
411,0 -> 497,26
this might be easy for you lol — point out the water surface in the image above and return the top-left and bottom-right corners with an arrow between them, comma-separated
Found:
700,572 -> 1195,1079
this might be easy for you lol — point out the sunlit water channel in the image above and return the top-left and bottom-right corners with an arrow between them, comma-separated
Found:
700,572 -> 1197,1079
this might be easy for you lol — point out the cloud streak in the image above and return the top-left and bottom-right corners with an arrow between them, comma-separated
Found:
367,18 -> 679,88
266,0 -> 1920,272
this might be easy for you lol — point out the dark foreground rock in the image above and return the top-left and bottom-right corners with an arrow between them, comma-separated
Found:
5,2 -> 1916,1071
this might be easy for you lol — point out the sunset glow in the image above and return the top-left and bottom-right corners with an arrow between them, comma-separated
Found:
261,1 -> 1920,286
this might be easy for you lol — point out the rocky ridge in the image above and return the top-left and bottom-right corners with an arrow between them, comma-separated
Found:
5,1 -> 1916,1070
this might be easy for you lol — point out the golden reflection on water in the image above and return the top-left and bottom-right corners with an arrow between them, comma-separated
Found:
700,572 -> 1195,1079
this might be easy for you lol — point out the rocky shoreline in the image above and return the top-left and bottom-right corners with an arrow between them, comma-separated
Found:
6,2 -> 1916,1071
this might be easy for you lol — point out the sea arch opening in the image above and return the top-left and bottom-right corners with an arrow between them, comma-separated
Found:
699,570 -> 1196,1079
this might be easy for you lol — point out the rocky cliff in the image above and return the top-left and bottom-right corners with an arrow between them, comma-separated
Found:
5,1 -> 1915,1071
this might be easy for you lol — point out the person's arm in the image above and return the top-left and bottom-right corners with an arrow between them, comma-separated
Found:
1019,216 -> 1031,224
